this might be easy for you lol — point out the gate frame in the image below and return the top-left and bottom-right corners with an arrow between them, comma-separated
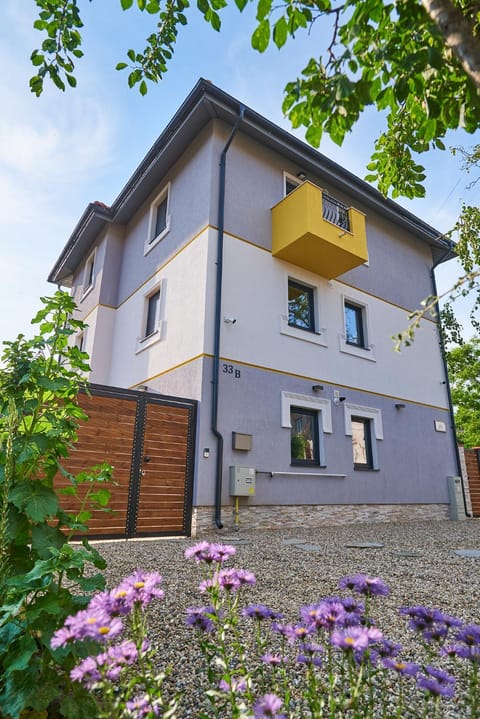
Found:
76,383 -> 198,539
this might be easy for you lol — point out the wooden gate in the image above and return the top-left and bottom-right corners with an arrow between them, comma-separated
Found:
56,384 -> 197,538
464,448 -> 480,517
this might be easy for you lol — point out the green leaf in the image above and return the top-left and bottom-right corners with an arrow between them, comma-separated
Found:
10,483 -> 59,523
234,0 -> 248,9
116,62 -> 128,70
31,523 -> 66,559
251,19 -> 270,52
120,0 -> 134,6
139,79 -> 148,95
273,16 -> 288,49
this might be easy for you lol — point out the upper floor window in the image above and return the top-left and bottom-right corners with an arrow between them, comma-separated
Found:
80,250 -> 96,300
144,289 -> 160,339
145,183 -> 171,254
284,172 -> 302,196
344,301 -> 366,348
288,280 -> 315,332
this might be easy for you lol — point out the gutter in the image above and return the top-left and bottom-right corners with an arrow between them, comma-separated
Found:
431,250 -> 472,517
212,104 -> 245,529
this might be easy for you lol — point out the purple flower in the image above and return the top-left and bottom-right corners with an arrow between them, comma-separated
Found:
330,626 -> 374,652
300,599 -> 348,631
219,677 -> 247,693
261,653 -> 287,666
110,571 -> 164,612
185,606 -> 216,632
399,606 -> 446,632
422,625 -> 448,643
200,568 -> 256,594
449,644 -> 480,662
70,657 -> 101,688
455,624 -> 480,646
339,574 -> 389,597
417,666 -> 455,697
278,623 -> 314,644
243,605 -> 281,621
296,642 -> 323,666
125,695 -> 160,717
52,609 -> 123,647
184,541 -> 236,564
253,693 -> 286,719
382,658 -> 420,677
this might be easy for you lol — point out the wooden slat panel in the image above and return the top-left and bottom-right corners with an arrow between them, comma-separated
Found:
55,394 -> 137,536
135,402 -> 190,534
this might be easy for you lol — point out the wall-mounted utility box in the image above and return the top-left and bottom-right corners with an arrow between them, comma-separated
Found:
229,466 -> 256,496
232,432 -> 252,451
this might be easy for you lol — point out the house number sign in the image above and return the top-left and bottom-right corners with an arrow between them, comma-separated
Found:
222,363 -> 241,378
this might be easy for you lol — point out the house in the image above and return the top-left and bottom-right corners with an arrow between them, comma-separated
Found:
49,79 -> 466,536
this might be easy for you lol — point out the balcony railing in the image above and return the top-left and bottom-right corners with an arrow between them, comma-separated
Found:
322,192 -> 350,231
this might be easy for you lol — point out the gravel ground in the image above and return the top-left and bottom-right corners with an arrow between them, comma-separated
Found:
91,519 -> 480,715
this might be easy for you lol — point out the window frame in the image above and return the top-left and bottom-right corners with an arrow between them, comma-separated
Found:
339,295 -> 376,361
145,182 -> 171,255
283,172 -> 302,196
288,279 -> 316,333
351,416 -> 374,471
81,250 -> 96,300
290,406 -> 320,466
344,402 -> 382,471
281,391 -> 331,468
344,301 -> 366,348
136,279 -> 166,353
144,289 -> 161,340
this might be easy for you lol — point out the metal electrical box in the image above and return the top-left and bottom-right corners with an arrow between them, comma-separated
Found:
229,466 -> 256,496
447,476 -> 466,520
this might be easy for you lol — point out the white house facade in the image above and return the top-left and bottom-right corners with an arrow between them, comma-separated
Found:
49,79 -> 465,534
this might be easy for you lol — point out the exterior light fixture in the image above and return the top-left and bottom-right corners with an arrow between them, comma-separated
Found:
203,448 -> 210,458
312,384 -> 324,392
395,403 -> 406,409
297,171 -> 307,181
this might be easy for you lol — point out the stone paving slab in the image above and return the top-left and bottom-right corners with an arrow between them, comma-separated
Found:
344,542 -> 384,549
454,548 -> 480,558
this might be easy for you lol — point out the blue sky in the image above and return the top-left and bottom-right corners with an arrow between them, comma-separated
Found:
0,0 -> 478,348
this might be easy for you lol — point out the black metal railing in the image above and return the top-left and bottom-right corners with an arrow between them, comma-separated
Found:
322,192 -> 350,231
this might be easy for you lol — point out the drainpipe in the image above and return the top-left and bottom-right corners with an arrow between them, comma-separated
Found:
431,252 -> 472,517
212,105 -> 246,529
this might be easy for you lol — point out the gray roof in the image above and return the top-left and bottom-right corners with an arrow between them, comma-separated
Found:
48,78 -> 455,285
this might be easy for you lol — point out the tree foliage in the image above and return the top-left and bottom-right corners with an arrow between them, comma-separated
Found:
446,336 -> 480,448
30,0 -> 480,198
0,292 -> 113,718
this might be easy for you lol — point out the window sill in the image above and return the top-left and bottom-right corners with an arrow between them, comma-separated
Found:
353,465 -> 380,472
338,335 -> 376,361
281,317 -> 328,347
135,324 -> 165,354
144,222 -> 171,256
80,284 -> 94,302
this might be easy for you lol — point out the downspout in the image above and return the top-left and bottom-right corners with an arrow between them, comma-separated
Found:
431,251 -> 472,517
212,105 -> 246,529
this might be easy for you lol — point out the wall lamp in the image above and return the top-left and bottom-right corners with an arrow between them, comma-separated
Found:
312,384 -> 324,392
224,317 -> 237,324
395,403 -> 406,410
334,396 -> 346,405
297,171 -> 307,181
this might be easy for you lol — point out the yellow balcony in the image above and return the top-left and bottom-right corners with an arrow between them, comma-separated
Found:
271,182 -> 368,279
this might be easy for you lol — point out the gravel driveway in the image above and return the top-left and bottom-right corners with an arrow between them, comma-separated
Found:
90,519 -> 480,713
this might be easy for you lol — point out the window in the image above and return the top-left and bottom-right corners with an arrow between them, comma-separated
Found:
290,407 -> 319,465
153,196 -> 168,239
146,183 -> 170,253
288,280 -> 315,332
344,403 -> 382,471
284,172 -> 302,196
81,250 -> 96,298
344,302 -> 365,347
351,416 -> 373,470
76,331 -> 86,352
144,289 -> 160,339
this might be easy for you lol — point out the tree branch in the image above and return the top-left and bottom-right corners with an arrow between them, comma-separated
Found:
421,0 -> 480,88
